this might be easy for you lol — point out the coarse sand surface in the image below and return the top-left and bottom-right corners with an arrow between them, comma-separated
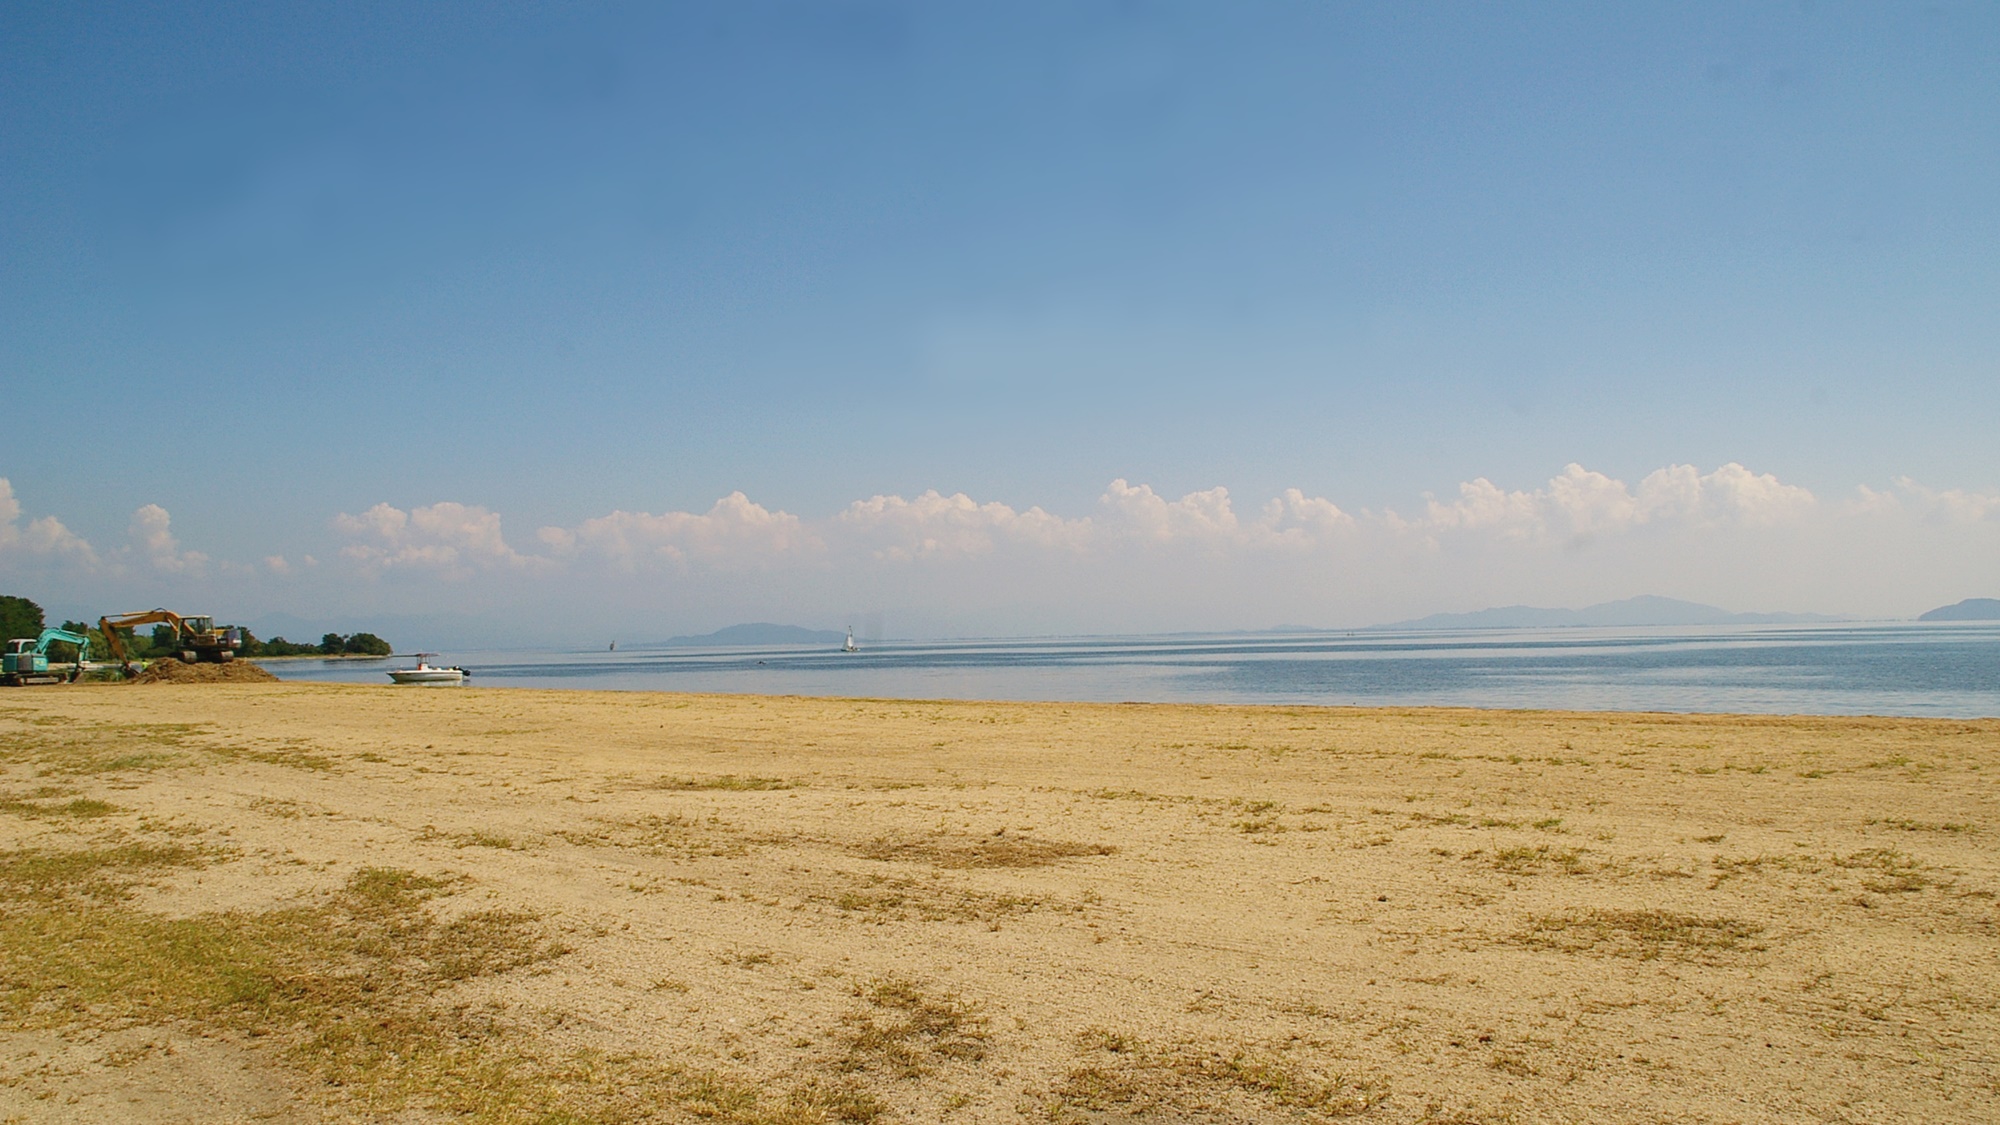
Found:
0,683 -> 1995,1123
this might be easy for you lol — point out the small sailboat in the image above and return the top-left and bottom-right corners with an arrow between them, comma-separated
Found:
842,627 -> 858,653
387,654 -> 468,684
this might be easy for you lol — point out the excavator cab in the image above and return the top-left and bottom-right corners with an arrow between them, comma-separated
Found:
1,639 -> 46,684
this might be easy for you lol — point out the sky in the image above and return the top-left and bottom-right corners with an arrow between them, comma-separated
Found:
3,1 -> 1998,644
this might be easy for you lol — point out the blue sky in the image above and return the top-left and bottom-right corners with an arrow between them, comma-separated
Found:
4,2 -> 1998,641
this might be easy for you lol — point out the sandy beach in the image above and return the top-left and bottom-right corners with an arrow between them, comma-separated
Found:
1,683 -> 1995,1124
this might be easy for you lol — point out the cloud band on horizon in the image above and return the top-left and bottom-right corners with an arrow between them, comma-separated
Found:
4,465 -> 1997,629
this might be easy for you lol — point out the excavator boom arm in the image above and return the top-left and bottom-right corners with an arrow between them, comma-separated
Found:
31,629 -> 90,673
97,610 -> 188,665
33,629 -> 89,660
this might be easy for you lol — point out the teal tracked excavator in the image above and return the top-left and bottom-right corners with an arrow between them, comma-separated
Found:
2,628 -> 90,686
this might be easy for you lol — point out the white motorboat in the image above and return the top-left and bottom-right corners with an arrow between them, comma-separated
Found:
387,654 -> 468,684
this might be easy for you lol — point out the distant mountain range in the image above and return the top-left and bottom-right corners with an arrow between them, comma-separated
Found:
1918,598 -> 2000,622
1370,595 -> 1843,631
637,623 -> 849,648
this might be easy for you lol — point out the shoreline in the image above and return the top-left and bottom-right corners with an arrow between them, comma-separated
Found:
247,674 -> 2000,722
244,653 -> 391,662
239,622 -> 2000,720
2,685 -> 1993,1121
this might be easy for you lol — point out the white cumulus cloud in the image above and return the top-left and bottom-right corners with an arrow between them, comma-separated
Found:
522,466 -> 1818,575
334,501 -> 547,578
127,504 -> 208,574
1415,462 -> 1814,541
834,491 -> 1089,560
1255,488 -> 1354,546
537,492 -> 816,570
1681,462 -> 1818,525
1421,476 -> 1548,537
0,478 -> 99,567
1887,477 -> 2000,524
1098,479 -> 1242,544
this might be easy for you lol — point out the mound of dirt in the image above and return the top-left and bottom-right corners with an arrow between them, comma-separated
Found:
130,659 -> 281,685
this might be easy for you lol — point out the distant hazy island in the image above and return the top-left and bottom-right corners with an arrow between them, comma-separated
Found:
1369,594 -> 1842,631
1918,597 -> 2000,621
635,623 -> 848,648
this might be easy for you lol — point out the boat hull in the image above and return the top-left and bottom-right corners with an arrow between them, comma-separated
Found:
387,669 -> 465,684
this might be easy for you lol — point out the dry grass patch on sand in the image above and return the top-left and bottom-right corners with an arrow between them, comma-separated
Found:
0,855 -> 894,1123
851,830 -> 1117,869
1517,908 -> 1768,962
1048,1027 -> 1388,1123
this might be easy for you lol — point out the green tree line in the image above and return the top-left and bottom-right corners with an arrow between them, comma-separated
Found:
2,595 -> 392,660
260,632 -> 394,657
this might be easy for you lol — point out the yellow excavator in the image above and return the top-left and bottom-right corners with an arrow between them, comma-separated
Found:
97,610 -> 243,674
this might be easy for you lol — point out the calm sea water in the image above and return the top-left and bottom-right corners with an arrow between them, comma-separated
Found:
260,622 -> 2000,718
